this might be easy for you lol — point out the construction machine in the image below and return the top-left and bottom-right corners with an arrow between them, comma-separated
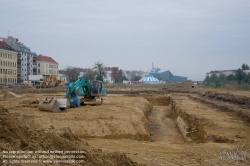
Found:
36,79 -> 50,88
38,77 -> 104,112
48,74 -> 61,87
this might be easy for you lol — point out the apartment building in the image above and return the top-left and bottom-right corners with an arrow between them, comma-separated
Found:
3,36 -> 37,82
206,70 -> 237,77
37,55 -> 59,77
0,39 -> 18,85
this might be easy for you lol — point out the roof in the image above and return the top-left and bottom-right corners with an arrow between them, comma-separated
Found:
103,67 -> 118,72
207,70 -> 237,74
37,55 -> 58,64
139,75 -> 160,84
0,41 -> 16,52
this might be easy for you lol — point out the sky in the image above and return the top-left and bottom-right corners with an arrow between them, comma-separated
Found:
0,0 -> 250,81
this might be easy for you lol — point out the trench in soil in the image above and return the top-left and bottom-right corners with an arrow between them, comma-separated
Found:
2,92 -> 250,165
148,106 -> 184,143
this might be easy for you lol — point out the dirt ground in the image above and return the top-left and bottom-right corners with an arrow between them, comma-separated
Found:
1,88 -> 250,165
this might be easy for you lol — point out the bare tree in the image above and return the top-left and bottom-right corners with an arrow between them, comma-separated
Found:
84,69 -> 95,81
111,67 -> 120,83
64,66 -> 80,82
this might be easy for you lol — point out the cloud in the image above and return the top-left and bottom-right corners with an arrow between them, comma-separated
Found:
0,0 -> 250,80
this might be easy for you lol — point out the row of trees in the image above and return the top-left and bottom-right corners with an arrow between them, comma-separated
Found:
204,64 -> 250,88
62,61 -> 128,83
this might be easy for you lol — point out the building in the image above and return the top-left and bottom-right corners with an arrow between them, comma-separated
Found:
3,36 -> 37,82
243,70 -> 250,75
78,68 -> 92,78
0,39 -> 18,85
103,67 -> 118,83
58,73 -> 68,82
150,70 -> 187,83
122,70 -> 146,81
36,55 -> 59,78
139,75 -> 160,84
206,70 -> 237,77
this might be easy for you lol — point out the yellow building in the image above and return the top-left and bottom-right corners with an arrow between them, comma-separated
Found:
0,40 -> 18,85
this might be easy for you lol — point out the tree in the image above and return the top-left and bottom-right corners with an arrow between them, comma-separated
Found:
236,68 -> 246,83
219,74 -> 227,83
227,74 -> 236,81
93,61 -> 106,81
244,73 -> 250,82
209,74 -> 219,83
111,67 -> 121,83
241,63 -> 250,70
83,69 -> 95,81
204,76 -> 210,82
64,66 -> 80,82
134,76 -> 142,81
118,75 -> 128,83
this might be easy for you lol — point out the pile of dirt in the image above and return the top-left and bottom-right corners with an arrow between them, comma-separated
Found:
170,98 -> 235,143
0,106 -> 143,166
167,98 -> 207,143
191,91 -> 250,109
142,95 -> 171,106
189,93 -> 250,124
17,99 -> 39,108
126,95 -> 171,106
174,80 -> 195,91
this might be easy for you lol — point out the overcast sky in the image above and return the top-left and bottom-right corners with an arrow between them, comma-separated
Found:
1,0 -> 250,80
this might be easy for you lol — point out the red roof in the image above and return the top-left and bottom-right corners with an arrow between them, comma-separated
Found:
37,55 -> 58,64
0,41 -> 16,51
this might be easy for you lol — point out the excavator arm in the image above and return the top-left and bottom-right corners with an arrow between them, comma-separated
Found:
65,77 -> 92,101
38,77 -> 104,112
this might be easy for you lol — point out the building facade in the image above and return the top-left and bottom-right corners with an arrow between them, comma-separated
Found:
150,70 -> 187,83
36,55 -> 59,77
3,36 -> 37,82
0,39 -> 18,85
206,70 -> 237,77
103,67 -> 118,83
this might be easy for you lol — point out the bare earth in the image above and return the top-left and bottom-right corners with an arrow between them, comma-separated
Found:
1,88 -> 250,165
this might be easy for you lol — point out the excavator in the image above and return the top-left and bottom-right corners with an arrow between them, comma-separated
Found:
38,77 -> 104,112
48,74 -> 62,87
36,78 -> 50,88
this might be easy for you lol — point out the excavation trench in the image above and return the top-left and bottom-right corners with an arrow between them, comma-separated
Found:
144,94 -> 238,143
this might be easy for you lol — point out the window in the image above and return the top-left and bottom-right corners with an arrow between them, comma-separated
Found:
38,63 -> 40,67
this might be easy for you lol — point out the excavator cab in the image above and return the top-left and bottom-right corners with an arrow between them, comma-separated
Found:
91,80 -> 102,96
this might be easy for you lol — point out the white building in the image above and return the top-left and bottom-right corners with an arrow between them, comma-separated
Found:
123,70 -> 147,81
103,67 -> 118,83
3,36 -> 37,82
206,70 -> 237,77
36,55 -> 59,78
58,73 -> 68,82
244,70 -> 250,75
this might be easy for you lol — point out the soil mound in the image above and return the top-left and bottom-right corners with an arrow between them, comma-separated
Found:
175,80 -> 194,90
0,106 -> 143,166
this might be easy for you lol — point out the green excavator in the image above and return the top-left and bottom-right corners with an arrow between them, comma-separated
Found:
38,77 -> 105,112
